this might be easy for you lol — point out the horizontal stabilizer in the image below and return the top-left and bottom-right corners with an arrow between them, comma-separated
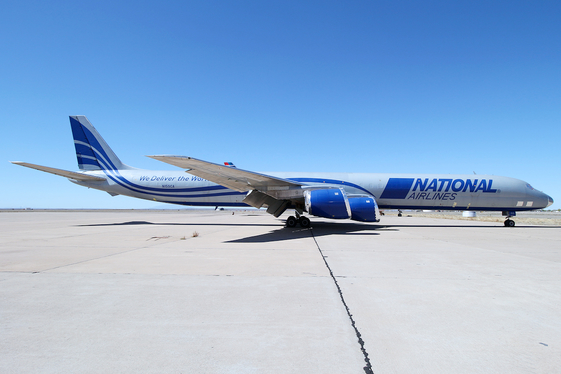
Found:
11,161 -> 106,182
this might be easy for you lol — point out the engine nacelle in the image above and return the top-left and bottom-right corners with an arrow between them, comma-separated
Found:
304,188 -> 380,222
348,195 -> 380,222
304,188 -> 351,219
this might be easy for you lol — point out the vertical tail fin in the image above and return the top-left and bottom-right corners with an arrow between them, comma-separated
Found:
70,116 -> 133,171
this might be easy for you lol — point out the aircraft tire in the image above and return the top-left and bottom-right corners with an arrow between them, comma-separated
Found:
286,216 -> 297,228
299,217 -> 311,228
504,219 -> 515,227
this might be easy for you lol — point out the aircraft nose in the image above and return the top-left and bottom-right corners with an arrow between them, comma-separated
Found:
547,195 -> 554,208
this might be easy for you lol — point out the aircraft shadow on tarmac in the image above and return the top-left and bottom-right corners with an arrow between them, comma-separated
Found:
373,223 -> 561,229
77,220 -> 387,243
77,221 -> 280,227
77,220 -> 559,244
226,221 -> 387,243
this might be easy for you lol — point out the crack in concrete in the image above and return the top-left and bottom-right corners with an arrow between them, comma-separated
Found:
309,228 -> 374,374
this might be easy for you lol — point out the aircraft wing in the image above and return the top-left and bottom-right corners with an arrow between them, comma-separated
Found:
148,155 -> 303,192
11,161 -> 106,182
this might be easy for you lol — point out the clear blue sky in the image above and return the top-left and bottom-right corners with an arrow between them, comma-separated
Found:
2,1 -> 560,210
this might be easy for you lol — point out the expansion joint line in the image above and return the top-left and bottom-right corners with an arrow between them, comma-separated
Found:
309,229 -> 374,374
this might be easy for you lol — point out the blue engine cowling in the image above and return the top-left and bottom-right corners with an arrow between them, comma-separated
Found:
304,188 -> 351,219
304,188 -> 379,222
348,196 -> 380,222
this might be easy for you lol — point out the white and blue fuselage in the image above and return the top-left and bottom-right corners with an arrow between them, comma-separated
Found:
73,168 -> 552,213
12,116 -> 553,227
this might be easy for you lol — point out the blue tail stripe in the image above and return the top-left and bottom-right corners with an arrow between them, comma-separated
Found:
71,117 -> 120,171
78,158 -> 101,168
71,118 -> 102,170
80,125 -> 119,171
74,143 -> 96,157
70,117 -> 90,144
71,117 -> 121,171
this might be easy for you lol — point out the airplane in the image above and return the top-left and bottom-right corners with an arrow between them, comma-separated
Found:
12,116 -> 553,227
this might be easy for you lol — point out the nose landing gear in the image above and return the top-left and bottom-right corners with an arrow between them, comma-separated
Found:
502,211 -> 516,227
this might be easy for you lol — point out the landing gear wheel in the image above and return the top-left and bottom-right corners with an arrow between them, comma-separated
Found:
286,216 -> 297,228
299,216 -> 311,228
504,219 -> 515,227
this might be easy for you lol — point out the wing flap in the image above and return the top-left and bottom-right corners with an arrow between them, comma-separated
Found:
11,161 -> 106,182
148,155 -> 303,192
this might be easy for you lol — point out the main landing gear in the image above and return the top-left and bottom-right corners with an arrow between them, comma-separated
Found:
286,212 -> 311,228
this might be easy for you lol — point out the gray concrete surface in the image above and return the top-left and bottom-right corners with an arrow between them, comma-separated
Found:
1,210 -> 560,373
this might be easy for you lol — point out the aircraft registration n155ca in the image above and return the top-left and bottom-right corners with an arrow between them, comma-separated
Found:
12,116 -> 553,227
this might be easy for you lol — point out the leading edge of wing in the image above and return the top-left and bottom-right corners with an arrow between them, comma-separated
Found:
11,161 -> 107,182
147,155 -> 303,192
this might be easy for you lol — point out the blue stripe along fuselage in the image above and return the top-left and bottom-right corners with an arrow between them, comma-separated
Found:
288,177 -> 375,196
104,171 -> 244,199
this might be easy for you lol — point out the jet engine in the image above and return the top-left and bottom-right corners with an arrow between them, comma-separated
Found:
304,188 -> 379,222
304,188 -> 351,219
347,195 -> 380,222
